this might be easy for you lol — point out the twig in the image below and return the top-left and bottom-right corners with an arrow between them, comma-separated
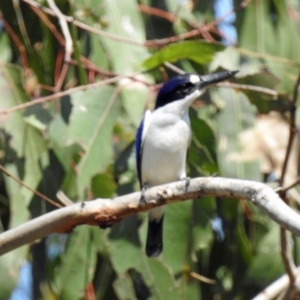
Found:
253,266 -> 300,300
1,69 -> 281,116
221,82 -> 279,97
12,0 -> 33,52
0,165 -> 61,208
0,14 -> 28,68
279,73 -> 300,187
163,62 -> 185,74
78,57 -> 116,77
1,177 -> 300,255
55,61 -> 68,91
0,70 -> 147,115
278,73 -> 300,284
77,81 -> 124,173
189,272 -> 216,284
281,176 -> 300,193
47,0 -> 73,61
56,191 -> 73,206
22,0 -> 252,49
280,228 -> 297,284
138,4 -> 176,23
29,3 -> 65,46
237,48 -> 300,67
29,4 -> 69,93
22,0 -> 146,46
138,4 -> 214,43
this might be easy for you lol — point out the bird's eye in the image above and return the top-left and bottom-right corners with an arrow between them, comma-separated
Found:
181,82 -> 193,89
174,82 -> 195,96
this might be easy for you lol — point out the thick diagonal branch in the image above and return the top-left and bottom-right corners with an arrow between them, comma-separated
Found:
1,177 -> 300,256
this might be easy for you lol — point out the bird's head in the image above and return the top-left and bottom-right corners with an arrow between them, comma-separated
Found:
155,70 -> 238,110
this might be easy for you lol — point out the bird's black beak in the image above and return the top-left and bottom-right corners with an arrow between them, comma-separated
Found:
197,70 -> 239,89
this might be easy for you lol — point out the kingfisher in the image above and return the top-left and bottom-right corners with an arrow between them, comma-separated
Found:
136,70 -> 238,257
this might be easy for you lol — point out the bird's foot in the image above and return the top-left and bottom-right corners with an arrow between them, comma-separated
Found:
181,177 -> 190,191
140,183 -> 148,205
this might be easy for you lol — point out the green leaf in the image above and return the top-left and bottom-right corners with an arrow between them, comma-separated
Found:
113,274 -> 137,300
0,31 -> 12,63
243,91 -> 291,114
48,114 -> 70,149
239,0 -> 275,54
163,201 -> 193,274
143,41 -> 224,69
120,82 -> 149,128
23,104 -> 52,131
0,249 -> 25,299
178,277 -> 201,300
0,64 -> 46,298
108,217 -> 145,275
210,47 -> 240,72
246,223 -> 284,286
237,72 -> 280,90
213,88 -> 262,181
147,259 -> 181,300
68,86 -> 120,197
0,64 -> 29,155
0,164 -> 30,298
91,171 -> 117,198
109,217 -> 181,299
101,0 -> 149,73
189,114 -> 218,175
239,0 -> 300,94
55,226 -> 97,300
191,117 -> 217,160
192,197 -> 215,251
0,64 -> 47,203
236,221 -> 253,265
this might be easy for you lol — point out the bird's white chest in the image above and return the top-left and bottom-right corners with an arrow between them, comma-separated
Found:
141,112 -> 191,186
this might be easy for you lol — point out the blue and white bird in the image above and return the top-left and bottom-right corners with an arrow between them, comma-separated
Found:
136,70 -> 238,257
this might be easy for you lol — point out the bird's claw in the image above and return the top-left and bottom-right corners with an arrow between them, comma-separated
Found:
140,183 -> 148,205
182,177 -> 190,191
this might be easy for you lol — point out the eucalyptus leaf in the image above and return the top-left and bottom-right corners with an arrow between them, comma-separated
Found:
68,86 -> 120,197
113,274 -> 137,300
0,64 -> 47,205
213,88 -> 261,181
143,41 -> 224,69
102,0 -> 148,73
0,164 -> 30,298
163,201 -> 193,274
55,226 -> 97,300
246,223 -> 284,286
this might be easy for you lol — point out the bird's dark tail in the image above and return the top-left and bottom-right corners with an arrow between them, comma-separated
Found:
146,215 -> 164,257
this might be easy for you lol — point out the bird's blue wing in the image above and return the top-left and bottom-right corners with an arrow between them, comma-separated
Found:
135,117 -> 144,186
135,110 -> 151,187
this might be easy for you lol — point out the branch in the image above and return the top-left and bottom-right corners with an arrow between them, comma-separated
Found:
47,0 -> 73,62
278,73 -> 300,284
22,0 -> 252,48
279,73 -> 300,188
0,70 -> 146,115
1,177 -> 300,256
0,165 -> 61,208
221,82 -> 279,97
253,266 -> 300,300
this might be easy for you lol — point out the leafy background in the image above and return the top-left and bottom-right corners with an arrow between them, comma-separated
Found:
0,0 -> 300,299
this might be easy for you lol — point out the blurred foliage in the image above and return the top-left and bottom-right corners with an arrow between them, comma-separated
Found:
0,0 -> 300,299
